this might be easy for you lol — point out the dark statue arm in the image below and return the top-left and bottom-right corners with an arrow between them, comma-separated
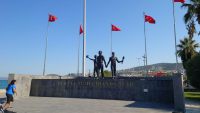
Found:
117,56 -> 125,63
86,55 -> 94,61
106,58 -> 111,67
103,57 -> 107,67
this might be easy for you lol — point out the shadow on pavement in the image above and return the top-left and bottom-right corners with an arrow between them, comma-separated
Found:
125,101 -> 173,111
4,110 -> 17,113
186,107 -> 200,113
0,98 -> 17,113
0,97 -> 6,104
185,99 -> 200,113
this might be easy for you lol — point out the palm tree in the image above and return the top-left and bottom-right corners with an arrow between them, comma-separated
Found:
177,37 -> 199,68
186,20 -> 196,38
182,0 -> 200,35
182,0 -> 200,24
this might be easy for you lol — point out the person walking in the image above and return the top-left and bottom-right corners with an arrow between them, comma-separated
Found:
0,80 -> 17,113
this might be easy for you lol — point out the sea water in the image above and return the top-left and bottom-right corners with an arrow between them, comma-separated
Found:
0,80 -> 8,89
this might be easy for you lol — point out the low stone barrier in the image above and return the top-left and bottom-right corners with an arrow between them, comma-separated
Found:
8,74 -> 73,97
31,77 -> 173,102
8,74 -> 185,112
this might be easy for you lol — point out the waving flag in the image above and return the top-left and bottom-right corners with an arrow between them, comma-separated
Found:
48,14 -> 57,22
112,24 -> 121,31
43,14 -> 57,76
145,15 -> 156,24
80,25 -> 83,35
174,0 -> 185,3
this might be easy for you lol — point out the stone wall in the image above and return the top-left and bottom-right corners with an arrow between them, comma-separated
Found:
8,74 -> 73,97
30,77 -> 174,103
8,74 -> 185,112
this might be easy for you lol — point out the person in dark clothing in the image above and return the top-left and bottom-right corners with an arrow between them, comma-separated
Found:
86,55 -> 98,77
106,52 -> 124,77
97,51 -> 107,78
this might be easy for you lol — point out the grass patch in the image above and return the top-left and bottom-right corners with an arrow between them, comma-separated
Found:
184,92 -> 200,101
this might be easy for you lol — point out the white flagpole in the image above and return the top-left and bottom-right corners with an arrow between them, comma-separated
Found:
43,22 -> 50,76
143,12 -> 148,74
83,0 -> 87,77
172,0 -> 179,71
111,29 -> 113,54
77,35 -> 80,76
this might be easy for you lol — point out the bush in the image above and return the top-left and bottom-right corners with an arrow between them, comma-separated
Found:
186,54 -> 200,89
104,70 -> 112,77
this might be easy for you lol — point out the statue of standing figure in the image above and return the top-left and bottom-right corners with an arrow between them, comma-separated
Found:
87,51 -> 124,78
97,51 -> 107,78
86,55 -> 98,77
106,52 -> 125,77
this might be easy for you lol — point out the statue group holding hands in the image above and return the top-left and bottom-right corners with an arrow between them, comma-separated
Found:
86,51 -> 125,78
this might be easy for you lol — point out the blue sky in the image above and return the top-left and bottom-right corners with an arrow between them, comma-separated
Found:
0,0 -> 199,77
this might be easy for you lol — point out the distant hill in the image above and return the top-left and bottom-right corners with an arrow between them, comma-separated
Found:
120,63 -> 184,72
0,77 -> 8,80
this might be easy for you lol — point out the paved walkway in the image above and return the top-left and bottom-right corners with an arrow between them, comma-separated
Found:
0,97 -> 199,113
185,99 -> 200,113
2,97 -> 173,113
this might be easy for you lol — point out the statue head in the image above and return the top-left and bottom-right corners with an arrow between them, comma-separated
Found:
98,51 -> 102,55
112,52 -> 115,57
94,55 -> 97,58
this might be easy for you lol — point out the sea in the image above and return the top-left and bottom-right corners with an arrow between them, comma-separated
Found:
0,80 -> 8,89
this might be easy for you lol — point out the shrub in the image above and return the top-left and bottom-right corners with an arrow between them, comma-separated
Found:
186,54 -> 200,89
104,70 -> 112,77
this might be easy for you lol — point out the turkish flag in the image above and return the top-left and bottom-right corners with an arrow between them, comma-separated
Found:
80,25 -> 83,35
112,24 -> 121,31
48,14 -> 57,22
145,15 -> 156,24
174,0 -> 185,3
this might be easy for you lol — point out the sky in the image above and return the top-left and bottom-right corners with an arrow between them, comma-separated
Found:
0,0 -> 199,77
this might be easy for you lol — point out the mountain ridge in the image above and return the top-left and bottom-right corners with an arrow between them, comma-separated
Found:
120,63 -> 184,72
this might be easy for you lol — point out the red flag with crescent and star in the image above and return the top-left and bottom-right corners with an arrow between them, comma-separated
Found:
111,24 -> 121,31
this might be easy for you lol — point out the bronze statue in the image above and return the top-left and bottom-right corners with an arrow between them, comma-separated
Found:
106,52 -> 125,77
86,55 -> 98,77
97,51 -> 107,78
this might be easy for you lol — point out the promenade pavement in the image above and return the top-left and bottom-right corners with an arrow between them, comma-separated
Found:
0,96 -> 199,113
1,97 -> 173,113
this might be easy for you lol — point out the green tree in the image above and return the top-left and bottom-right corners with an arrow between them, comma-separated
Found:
177,37 -> 199,68
186,20 -> 196,38
182,0 -> 200,34
186,54 -> 200,89
104,70 -> 112,77
181,0 -> 200,89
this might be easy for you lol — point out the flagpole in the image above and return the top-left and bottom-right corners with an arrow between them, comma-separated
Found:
77,35 -> 80,76
111,29 -> 113,54
172,0 -> 179,71
83,0 -> 87,77
143,12 -> 148,75
43,22 -> 50,76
